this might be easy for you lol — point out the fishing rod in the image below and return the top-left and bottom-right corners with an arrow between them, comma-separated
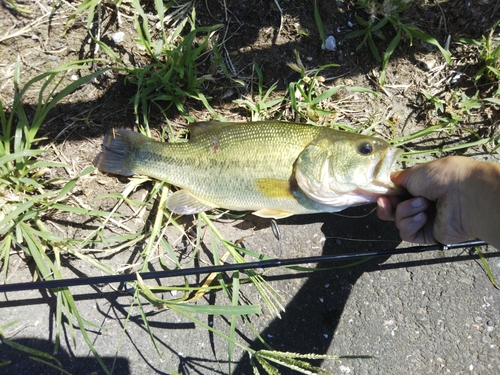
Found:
0,240 -> 489,293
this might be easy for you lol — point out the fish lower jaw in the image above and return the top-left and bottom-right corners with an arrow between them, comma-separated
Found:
300,188 -> 381,209
297,171 -> 379,209
368,179 -> 404,195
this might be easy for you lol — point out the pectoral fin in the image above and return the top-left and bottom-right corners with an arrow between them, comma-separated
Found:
166,190 -> 217,215
252,179 -> 296,218
253,208 -> 295,219
253,178 -> 294,199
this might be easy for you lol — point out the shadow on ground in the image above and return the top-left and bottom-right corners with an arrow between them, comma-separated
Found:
0,338 -> 130,374
232,207 -> 402,374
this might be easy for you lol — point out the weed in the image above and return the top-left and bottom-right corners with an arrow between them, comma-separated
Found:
72,0 -> 224,125
128,3 -> 223,124
287,50 -> 340,122
0,60 -> 117,372
459,20 -> 500,88
419,87 -> 499,136
477,20 -> 500,84
234,63 -> 283,121
254,350 -> 371,374
287,50 -> 377,125
345,0 -> 451,85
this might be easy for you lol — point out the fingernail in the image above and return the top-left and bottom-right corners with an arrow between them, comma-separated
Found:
411,198 -> 423,208
413,212 -> 425,222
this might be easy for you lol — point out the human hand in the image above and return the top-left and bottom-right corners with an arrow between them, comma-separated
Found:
377,156 -> 476,245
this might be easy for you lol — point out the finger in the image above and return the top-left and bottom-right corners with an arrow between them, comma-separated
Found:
390,168 -> 416,188
376,196 -> 395,221
396,211 -> 438,244
392,157 -> 468,200
391,165 -> 432,197
396,212 -> 428,242
394,197 -> 429,223
394,198 -> 438,244
391,158 -> 458,200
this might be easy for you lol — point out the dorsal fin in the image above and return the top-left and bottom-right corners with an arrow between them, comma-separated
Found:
188,122 -> 234,139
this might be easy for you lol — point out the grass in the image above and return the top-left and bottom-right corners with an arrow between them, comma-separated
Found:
458,19 -> 500,88
1,1 -> 499,374
344,0 -> 451,85
0,59 -> 118,372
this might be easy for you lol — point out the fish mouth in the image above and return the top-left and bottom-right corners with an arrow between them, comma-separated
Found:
367,146 -> 404,194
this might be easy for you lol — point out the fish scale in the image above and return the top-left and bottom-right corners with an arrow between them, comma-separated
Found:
94,121 -> 402,218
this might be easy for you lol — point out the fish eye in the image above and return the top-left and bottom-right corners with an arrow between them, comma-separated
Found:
358,142 -> 373,155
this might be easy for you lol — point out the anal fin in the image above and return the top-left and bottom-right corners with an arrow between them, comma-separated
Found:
166,190 -> 217,215
253,208 -> 294,219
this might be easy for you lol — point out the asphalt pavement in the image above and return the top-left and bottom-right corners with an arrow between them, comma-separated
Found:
1,206 -> 499,374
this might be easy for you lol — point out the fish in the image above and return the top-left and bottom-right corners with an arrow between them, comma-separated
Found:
94,121 -> 403,219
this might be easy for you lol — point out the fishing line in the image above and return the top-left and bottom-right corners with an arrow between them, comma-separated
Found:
0,240 -> 489,293
270,219 -> 282,258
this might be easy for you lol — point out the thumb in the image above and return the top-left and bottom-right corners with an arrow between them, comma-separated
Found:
390,168 -> 414,189
390,164 -> 436,199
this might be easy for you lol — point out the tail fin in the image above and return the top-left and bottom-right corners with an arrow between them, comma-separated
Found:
93,129 -> 150,176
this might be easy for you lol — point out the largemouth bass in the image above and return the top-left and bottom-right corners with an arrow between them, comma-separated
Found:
94,121 -> 402,219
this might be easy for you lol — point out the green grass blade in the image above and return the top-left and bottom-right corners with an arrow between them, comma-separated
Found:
228,270 -> 240,373
27,357 -> 72,375
176,303 -> 259,315
313,0 -> 326,46
380,28 -> 402,85
474,246 -> 498,289
410,28 -> 451,64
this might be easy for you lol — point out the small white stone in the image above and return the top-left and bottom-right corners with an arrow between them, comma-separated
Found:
421,58 -> 436,70
111,31 -> 125,44
451,71 -> 462,84
321,35 -> 337,51
339,365 -> 351,373
70,75 -> 78,81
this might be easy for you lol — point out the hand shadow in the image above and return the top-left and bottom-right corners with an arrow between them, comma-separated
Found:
233,206 -> 402,374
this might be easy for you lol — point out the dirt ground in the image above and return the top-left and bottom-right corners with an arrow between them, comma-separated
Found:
1,0 -> 500,374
